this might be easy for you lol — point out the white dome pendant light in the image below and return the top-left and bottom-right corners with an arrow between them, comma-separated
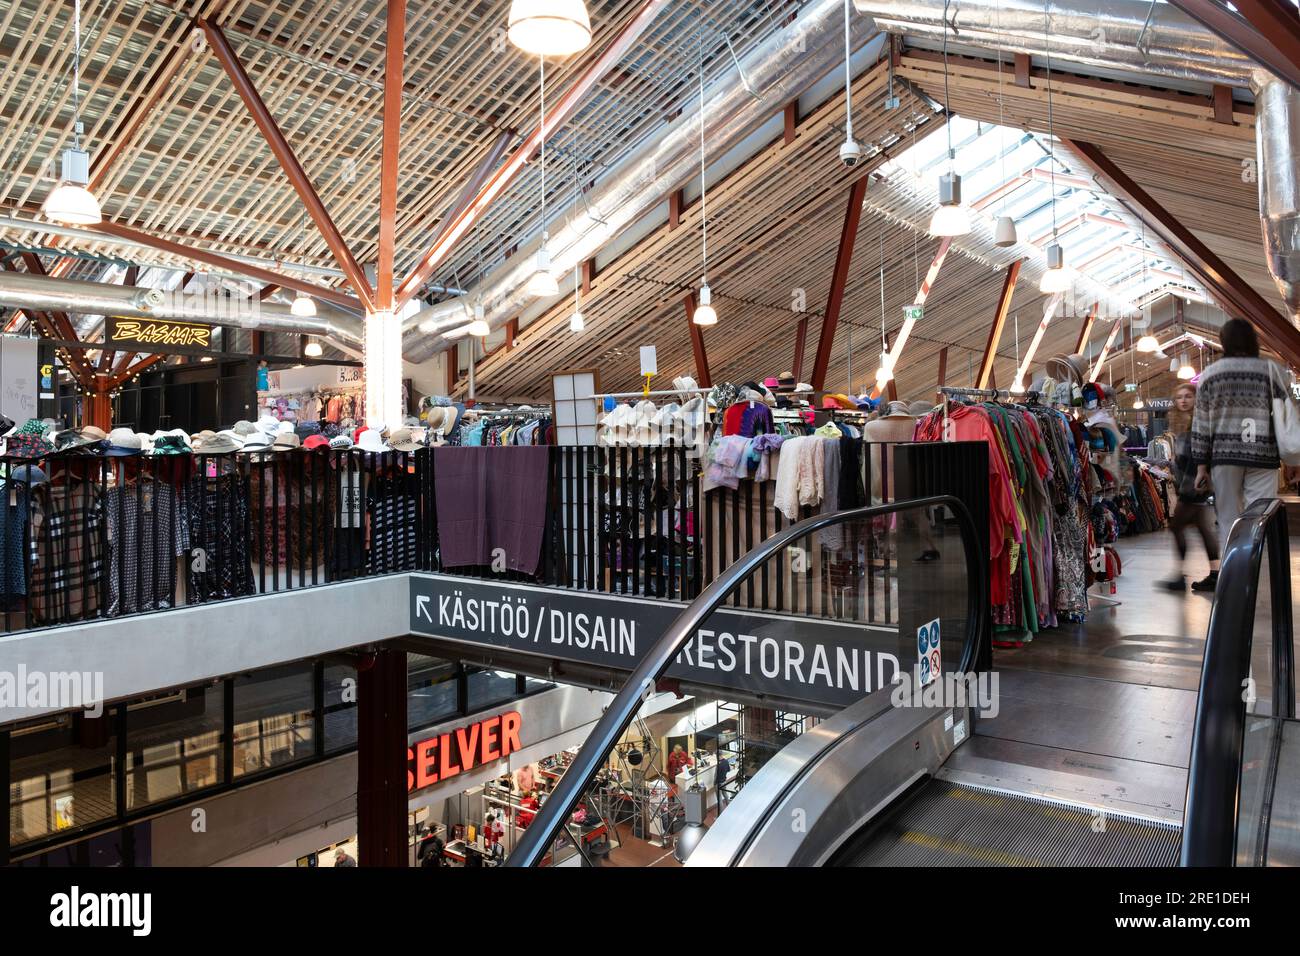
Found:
929,4 -> 970,238
42,0 -> 102,226
526,57 -> 560,299
693,31 -> 718,327
291,290 -> 317,317
508,0 -> 592,57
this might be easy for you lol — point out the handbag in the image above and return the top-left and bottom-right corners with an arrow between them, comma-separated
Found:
1270,363 -> 1300,466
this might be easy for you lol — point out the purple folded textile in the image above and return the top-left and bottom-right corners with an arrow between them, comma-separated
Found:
433,446 -> 549,574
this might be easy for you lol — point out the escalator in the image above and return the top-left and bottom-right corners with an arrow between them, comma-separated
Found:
510,494 -> 1297,868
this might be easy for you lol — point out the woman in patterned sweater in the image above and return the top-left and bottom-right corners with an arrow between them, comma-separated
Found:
1190,318 -> 1292,553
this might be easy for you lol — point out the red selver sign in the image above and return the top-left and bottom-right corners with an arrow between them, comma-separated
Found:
407,711 -> 523,792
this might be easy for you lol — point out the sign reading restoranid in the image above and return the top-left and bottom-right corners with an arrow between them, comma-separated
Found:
107,316 -> 213,349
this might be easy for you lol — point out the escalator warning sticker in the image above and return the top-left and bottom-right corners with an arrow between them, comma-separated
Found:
917,618 -> 941,687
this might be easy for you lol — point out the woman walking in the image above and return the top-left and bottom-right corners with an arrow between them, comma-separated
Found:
1191,318 -> 1292,555
1159,382 -> 1220,591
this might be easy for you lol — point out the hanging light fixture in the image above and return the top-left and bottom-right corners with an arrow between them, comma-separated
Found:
526,58 -> 559,300
304,338 -> 323,358
1178,358 -> 1196,380
993,2 -> 1017,246
1037,1 -> 1069,295
43,0 -> 101,226
1133,394 -> 1145,410
507,0 -> 592,57
1136,332 -> 1160,352
929,4 -> 970,238
1170,355 -> 1181,373
291,290 -> 317,317
693,27 -> 718,327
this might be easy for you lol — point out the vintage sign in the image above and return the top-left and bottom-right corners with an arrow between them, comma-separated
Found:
107,316 -> 213,349
409,575 -> 911,710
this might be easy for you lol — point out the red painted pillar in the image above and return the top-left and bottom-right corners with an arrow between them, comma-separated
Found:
356,646 -> 408,867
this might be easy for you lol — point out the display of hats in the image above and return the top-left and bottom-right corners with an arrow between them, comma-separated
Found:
197,433 -> 241,455
256,415 -> 280,435
387,427 -> 421,452
672,375 -> 699,395
353,425 -> 370,444
134,432 -> 155,454
882,401 -> 914,419
53,425 -> 109,454
15,418 -> 47,437
275,420 -> 295,435
794,382 -> 813,394
271,432 -> 301,451
0,416 -> 14,436
1045,353 -> 1087,386
707,382 -> 738,414
151,435 -> 191,456
4,433 -> 52,459
105,428 -> 142,456
777,372 -> 796,393
233,420 -> 259,437
328,434 -> 354,450
295,422 -> 322,439
425,407 -> 446,432
303,434 -> 330,451
356,429 -> 389,454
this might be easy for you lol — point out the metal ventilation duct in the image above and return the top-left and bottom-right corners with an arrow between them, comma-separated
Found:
401,0 -> 880,363
851,0 -> 1254,86
1254,71 -> 1300,320
0,271 -> 366,350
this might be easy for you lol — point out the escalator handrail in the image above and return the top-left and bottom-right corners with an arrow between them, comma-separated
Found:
1182,497 -> 1295,866
508,494 -> 988,867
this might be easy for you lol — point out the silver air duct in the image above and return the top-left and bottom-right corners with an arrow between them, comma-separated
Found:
1254,70 -> 1300,319
852,0 -> 1253,86
402,0 -> 879,362
0,271 -> 366,350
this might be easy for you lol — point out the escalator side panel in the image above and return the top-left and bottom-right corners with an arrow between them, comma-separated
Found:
834,781 -> 1182,867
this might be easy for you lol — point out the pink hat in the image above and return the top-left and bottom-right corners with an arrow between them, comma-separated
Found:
763,377 -> 779,388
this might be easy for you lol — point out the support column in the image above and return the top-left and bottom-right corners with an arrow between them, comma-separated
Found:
683,292 -> 712,387
356,646 -> 408,867
86,374 -> 113,430
811,177 -> 870,392
976,258 -> 1023,389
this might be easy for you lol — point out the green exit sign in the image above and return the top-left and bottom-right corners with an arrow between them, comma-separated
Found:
903,305 -> 924,322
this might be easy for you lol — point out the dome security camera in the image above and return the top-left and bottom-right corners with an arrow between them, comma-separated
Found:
839,137 -> 864,168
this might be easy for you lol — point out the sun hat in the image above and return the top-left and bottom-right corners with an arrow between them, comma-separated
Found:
271,432 -> 301,451
233,420 -> 259,437
425,407 -> 446,432
275,420 -> 296,435
197,433 -> 242,455
53,425 -> 108,454
387,427 -> 421,453
357,429 -> 389,454
151,435 -> 191,456
106,427 -> 142,457
882,401 -> 914,420
794,382 -> 813,394
1045,353 -> 1087,386
353,425 -> 370,444
237,434 -> 274,454
134,432 -> 155,454
303,434 -> 330,451
4,433 -> 52,459
11,465 -> 47,485
15,418 -> 47,437
256,415 -> 280,435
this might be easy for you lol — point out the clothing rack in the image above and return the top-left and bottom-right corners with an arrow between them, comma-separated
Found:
938,386 -> 1041,402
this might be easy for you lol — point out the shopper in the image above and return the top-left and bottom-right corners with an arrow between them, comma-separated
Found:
1191,318 -> 1293,552
1159,383 -> 1220,592
333,847 -> 357,867
666,744 -> 693,781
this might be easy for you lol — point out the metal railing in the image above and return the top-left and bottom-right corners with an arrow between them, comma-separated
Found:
507,493 -> 988,867
1182,497 -> 1296,866
0,440 -> 926,636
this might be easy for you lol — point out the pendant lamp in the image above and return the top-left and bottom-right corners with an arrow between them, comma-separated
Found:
1178,360 -> 1196,380
1039,243 -> 1070,293
466,302 -> 490,338
291,290 -> 317,317
507,0 -> 592,57
1133,394 -> 1145,410
43,0 -> 101,226
526,58 -> 559,300
693,30 -> 718,327
929,10 -> 969,238
994,215 -> 1017,247
303,338 -> 323,358
1170,355 -> 1181,373
1136,333 -> 1159,353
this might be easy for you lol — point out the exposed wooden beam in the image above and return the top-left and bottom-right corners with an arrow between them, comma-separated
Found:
393,0 -> 669,309
936,346 -> 948,391
1169,0 -> 1300,92
683,291 -> 712,387
91,220 -> 361,310
200,19 -> 376,312
1212,84 -> 1236,125
976,258 -> 1022,389
784,102 -> 798,145
580,259 -> 595,297
811,177 -> 870,392
1066,138 -> 1300,370
417,129 -> 514,268
1073,302 -> 1099,355
1014,52 -> 1031,88
1088,316 -> 1125,380
668,190 -> 684,231
792,315 -> 809,384
377,0 -> 405,312
109,353 -> 166,389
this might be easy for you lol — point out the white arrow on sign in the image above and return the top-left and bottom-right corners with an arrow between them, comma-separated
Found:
415,595 -> 433,623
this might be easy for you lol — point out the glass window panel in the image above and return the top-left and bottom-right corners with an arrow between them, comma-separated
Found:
9,713 -> 117,848
232,663 -> 314,778
323,663 -> 358,754
408,654 -> 459,728
124,685 -> 224,809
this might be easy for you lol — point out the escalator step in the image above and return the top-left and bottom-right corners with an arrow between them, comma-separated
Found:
836,782 -> 1182,867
